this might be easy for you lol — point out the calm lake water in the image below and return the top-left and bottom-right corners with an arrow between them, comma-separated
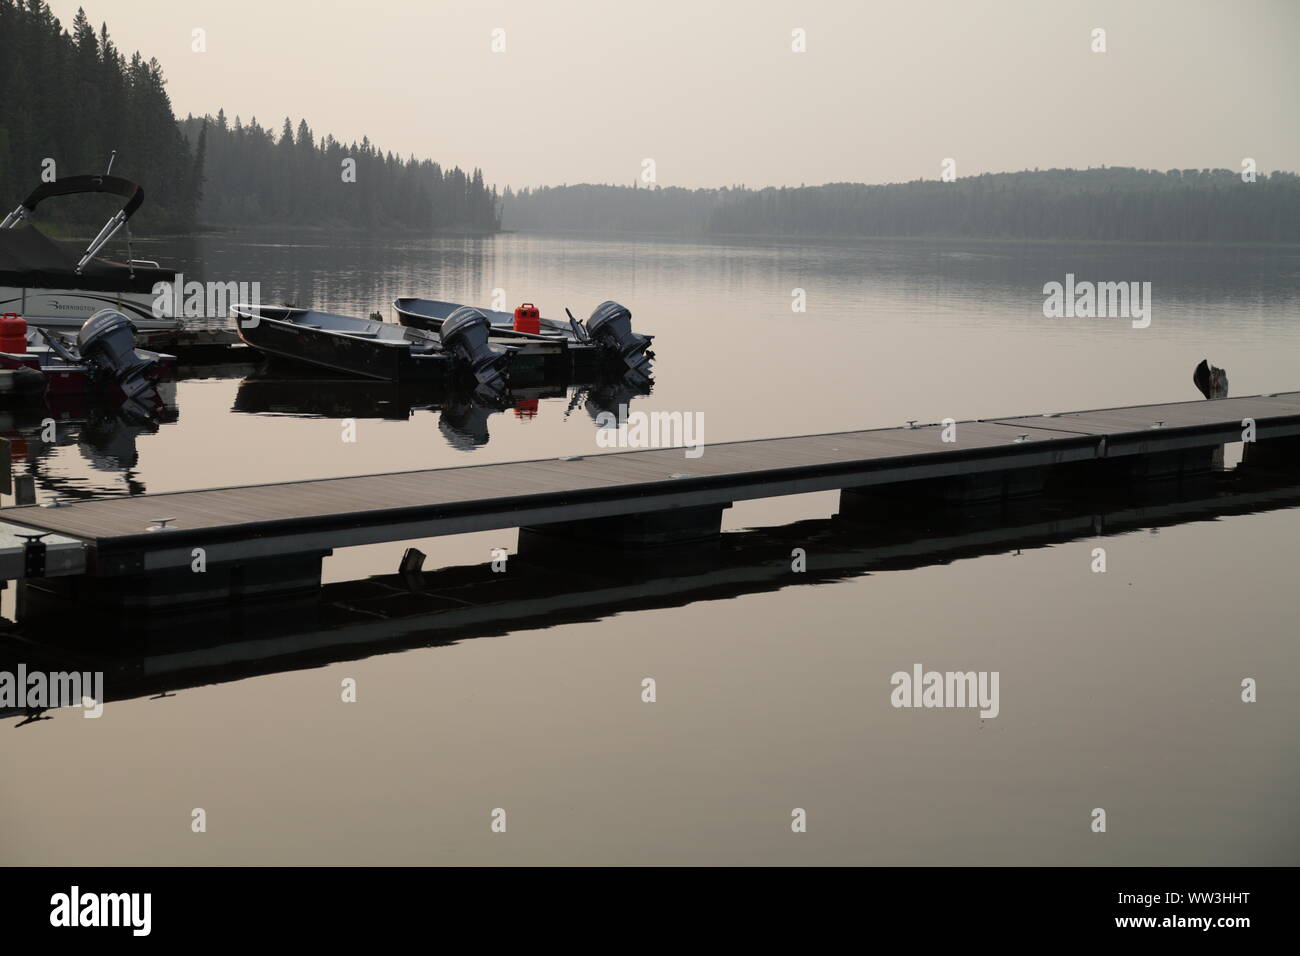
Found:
2,232 -> 1297,865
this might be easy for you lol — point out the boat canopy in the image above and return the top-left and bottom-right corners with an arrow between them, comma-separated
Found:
10,174 -> 145,220
0,225 -> 174,293
0,174 -> 166,285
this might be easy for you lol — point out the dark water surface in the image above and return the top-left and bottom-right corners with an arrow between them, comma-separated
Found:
2,233 -> 1297,864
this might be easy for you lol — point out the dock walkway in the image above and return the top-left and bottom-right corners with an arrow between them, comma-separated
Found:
3,393 -> 1298,590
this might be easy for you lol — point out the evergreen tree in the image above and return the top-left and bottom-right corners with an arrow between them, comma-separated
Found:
0,1 -> 502,234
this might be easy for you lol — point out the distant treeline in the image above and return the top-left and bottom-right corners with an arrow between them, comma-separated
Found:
503,184 -> 715,234
0,1 -> 499,234
504,168 -> 1300,243
0,1 -> 199,230
178,112 -> 499,232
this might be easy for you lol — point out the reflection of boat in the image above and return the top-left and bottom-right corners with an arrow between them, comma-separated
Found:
231,367 -> 629,451
579,368 -> 655,423
438,395 -> 505,450
232,369 -> 530,449
395,297 -> 654,381
233,304 -> 513,395
234,370 -> 451,420
0,382 -> 178,500
0,173 -> 181,330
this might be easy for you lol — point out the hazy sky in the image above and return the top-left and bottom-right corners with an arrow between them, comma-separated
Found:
44,0 -> 1300,190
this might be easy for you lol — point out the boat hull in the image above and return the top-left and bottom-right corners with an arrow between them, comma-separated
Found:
237,313 -> 449,383
0,285 -> 181,331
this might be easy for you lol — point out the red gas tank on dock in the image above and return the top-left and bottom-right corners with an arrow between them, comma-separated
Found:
513,302 -> 540,335
0,313 -> 28,355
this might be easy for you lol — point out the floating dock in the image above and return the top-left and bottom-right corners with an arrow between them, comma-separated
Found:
3,392 -> 1299,610
9,473 -> 1300,711
137,322 -> 245,355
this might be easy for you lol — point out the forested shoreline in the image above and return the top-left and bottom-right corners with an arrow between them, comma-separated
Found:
177,113 -> 499,232
3,0 -> 1295,243
0,2 -> 198,230
503,168 -> 1300,243
0,0 -> 499,234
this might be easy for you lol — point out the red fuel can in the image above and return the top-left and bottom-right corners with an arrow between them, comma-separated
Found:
0,313 -> 28,355
513,302 -> 540,335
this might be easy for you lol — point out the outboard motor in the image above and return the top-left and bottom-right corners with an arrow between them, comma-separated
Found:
440,306 -> 509,395
77,309 -> 159,399
586,301 -> 653,379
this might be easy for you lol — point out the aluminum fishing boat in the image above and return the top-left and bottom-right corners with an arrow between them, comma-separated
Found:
233,304 -> 512,393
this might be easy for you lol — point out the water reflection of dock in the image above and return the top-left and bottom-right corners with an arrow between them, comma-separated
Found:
6,472 -> 1300,719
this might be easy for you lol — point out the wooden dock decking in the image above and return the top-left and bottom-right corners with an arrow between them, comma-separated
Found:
3,392 -> 1300,581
